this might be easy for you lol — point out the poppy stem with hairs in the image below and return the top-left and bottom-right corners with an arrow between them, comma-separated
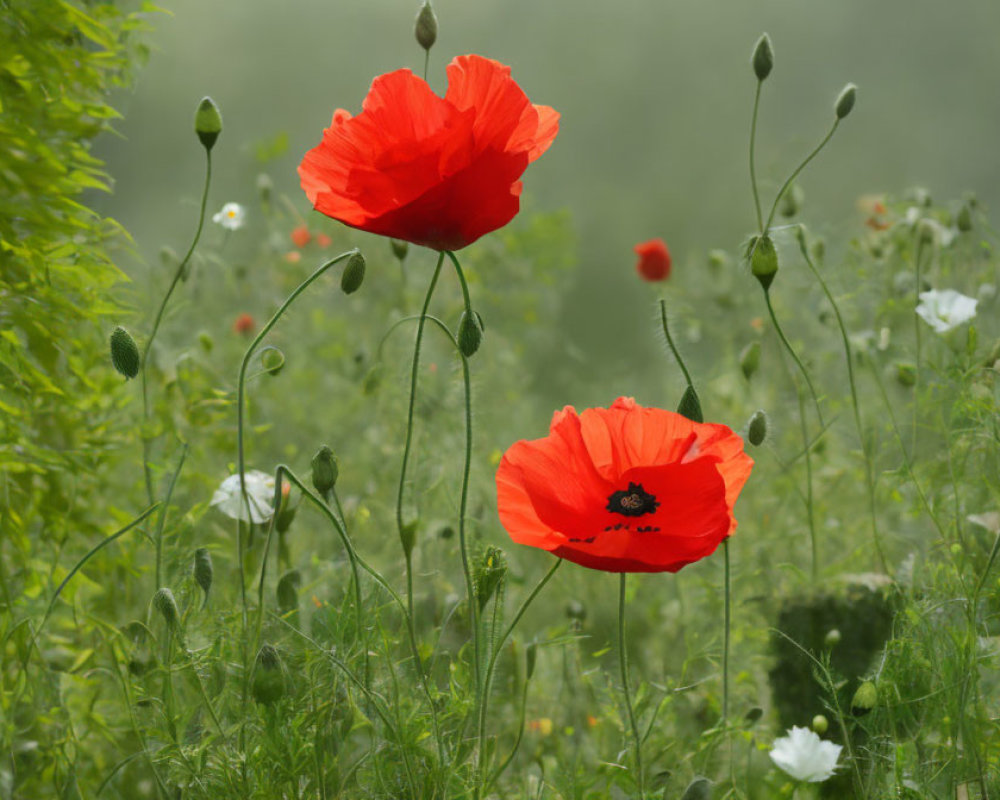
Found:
618,573 -> 645,797
749,79 -> 764,232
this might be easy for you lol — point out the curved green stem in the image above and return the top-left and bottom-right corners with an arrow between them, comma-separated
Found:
749,80 -> 764,232
722,539 -> 731,725
141,148 -> 212,505
659,299 -> 695,390
912,237 -> 926,460
764,289 -> 824,428
619,573 -> 645,797
763,119 -> 839,233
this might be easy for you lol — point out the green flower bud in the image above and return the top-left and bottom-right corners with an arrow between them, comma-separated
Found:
399,520 -> 417,560
194,96 -> 222,151
677,384 -> 703,423
391,238 -> 409,262
748,234 -> 778,290
680,777 -> 713,800
739,340 -> 761,380
747,410 -> 768,446
362,363 -> 382,395
261,348 -> 284,376
475,546 -> 508,611
744,707 -> 763,725
525,641 -> 538,680
276,569 -> 301,615
707,249 -> 730,271
811,714 -> 829,734
824,628 -> 842,648
415,1 -> 438,51
565,600 -> 586,621
198,332 -> 214,353
152,587 -> 179,628
251,643 -> 285,704
256,173 -> 273,208
458,310 -> 484,357
193,548 -> 213,609
311,445 -> 339,496
341,252 -> 366,295
850,680 -> 877,716
751,33 -> 774,81
895,361 -> 916,387
835,83 -> 857,120
957,205 -> 973,233
110,326 -> 140,379
780,182 -> 804,218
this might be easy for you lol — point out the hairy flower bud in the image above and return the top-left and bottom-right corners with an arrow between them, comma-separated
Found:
835,83 -> 857,120
752,33 -> 774,81
193,548 -> 213,609
311,446 -> 339,497
475,546 -> 508,610
341,252 -> 366,294
458,310 -> 484,357
780,183 -> 804,218
251,644 -> 285,704
152,587 -> 179,628
110,326 -> 140,379
415,1 -> 438,51
739,341 -> 761,380
748,234 -> 778,290
276,569 -> 301,615
677,385 -> 704,424
194,97 -> 222,151
391,238 -> 409,262
747,410 -> 768,446
851,680 -> 877,716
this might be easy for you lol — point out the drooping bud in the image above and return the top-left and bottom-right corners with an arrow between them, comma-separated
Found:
415,2 -> 438,51
680,776 -> 713,800
748,234 -> 778,290
739,341 -> 761,380
391,238 -> 409,262
458,310 -> 484,357
261,348 -> 284,376
362,364 -> 382,395
194,97 -> 222,151
565,601 -> 586,622
475,546 -> 508,611
341,252 -> 366,294
110,326 -> 140,379
276,569 -> 301,615
193,548 -> 213,609
747,410 -> 768,446
311,445 -> 338,497
251,643 -> 285,704
834,83 -> 857,120
850,680 -> 877,716
811,714 -> 829,734
152,587 -> 179,628
895,361 -> 916,387
675,384 -> 702,423
957,205 -> 973,233
525,641 -> 538,680
751,33 -> 774,81
399,521 -> 417,560
779,182 -> 804,218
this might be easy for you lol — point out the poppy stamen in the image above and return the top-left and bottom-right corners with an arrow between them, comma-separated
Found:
606,482 -> 660,518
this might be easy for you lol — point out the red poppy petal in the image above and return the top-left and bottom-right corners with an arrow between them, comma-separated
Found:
526,105 -> 560,161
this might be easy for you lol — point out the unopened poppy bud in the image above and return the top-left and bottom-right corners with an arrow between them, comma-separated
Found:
311,445 -> 338,496
262,348 -> 284,376
152,587 -> 179,628
276,569 -> 301,615
458,310 -> 484,357
194,96 -> 222,151
341,252 -> 366,294
391,238 -> 409,262
850,680 -> 877,716
680,776 -> 712,800
525,642 -> 538,680
110,326 -> 140,379
251,643 -> 285,704
751,33 -> 774,81
400,521 -> 418,560
193,548 -> 213,609
747,410 -> 768,446
415,1 -> 438,51
739,341 -> 761,380
677,385 -> 704,424
824,628 -> 842,648
475,546 -> 507,610
811,714 -> 829,734
565,600 -> 586,621
748,234 -> 778,290
835,83 -> 857,120
362,364 -> 382,395
275,498 -> 297,534
780,183 -> 804,218
957,205 -> 973,233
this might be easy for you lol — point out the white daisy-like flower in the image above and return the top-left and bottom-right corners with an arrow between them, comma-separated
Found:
212,202 -> 246,231
915,289 -> 977,333
211,470 -> 276,523
770,726 -> 843,783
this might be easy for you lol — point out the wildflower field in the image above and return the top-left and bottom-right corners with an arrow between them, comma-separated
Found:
3,1 -> 1000,798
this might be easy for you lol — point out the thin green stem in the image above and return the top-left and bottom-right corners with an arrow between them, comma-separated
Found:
764,288 -> 824,427
619,573 -> 644,797
659,299 -> 695,389
722,539 -> 731,725
153,444 -> 187,589
912,238 -> 926,460
763,119 -> 839,233
141,148 -> 212,505
796,376 -> 819,581
397,251 -> 446,623
749,80 -> 764,232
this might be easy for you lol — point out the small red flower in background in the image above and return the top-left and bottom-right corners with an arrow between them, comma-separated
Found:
298,54 -> 559,252
496,397 -> 752,573
291,225 -> 312,248
634,238 -> 671,281
284,250 -> 302,264
233,313 -> 255,336
316,233 -> 332,248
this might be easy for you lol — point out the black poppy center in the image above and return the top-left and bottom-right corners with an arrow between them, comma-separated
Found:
606,482 -> 659,517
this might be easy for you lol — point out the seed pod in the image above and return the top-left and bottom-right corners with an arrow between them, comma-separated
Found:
251,644 -> 285,704
391,238 -> 409,262
677,385 -> 703,423
415,1 -> 438,51
811,714 -> 829,734
751,33 -> 774,81
850,680 -> 877,716
311,445 -> 339,497
193,548 -> 213,609
152,587 -> 179,628
739,341 -> 761,380
458,310 -> 484,357
835,83 -> 857,120
110,326 -> 140,379
194,97 -> 222,151
341,252 -> 366,295
748,234 -> 778,290
747,410 -> 768,446
276,569 -> 301,615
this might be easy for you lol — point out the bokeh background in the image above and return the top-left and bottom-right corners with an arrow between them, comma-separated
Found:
94,0 -> 1000,395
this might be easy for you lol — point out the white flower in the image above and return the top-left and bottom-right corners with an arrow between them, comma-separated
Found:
770,726 -> 843,783
916,289 -> 977,333
211,470 -> 275,523
212,202 -> 246,231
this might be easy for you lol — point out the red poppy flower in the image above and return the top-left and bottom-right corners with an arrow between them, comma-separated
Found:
634,238 -> 671,281
291,225 -> 312,248
496,397 -> 753,573
232,313 -> 255,336
298,54 -> 559,252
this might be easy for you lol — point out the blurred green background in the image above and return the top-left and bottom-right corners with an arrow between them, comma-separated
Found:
94,0 -> 1000,394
